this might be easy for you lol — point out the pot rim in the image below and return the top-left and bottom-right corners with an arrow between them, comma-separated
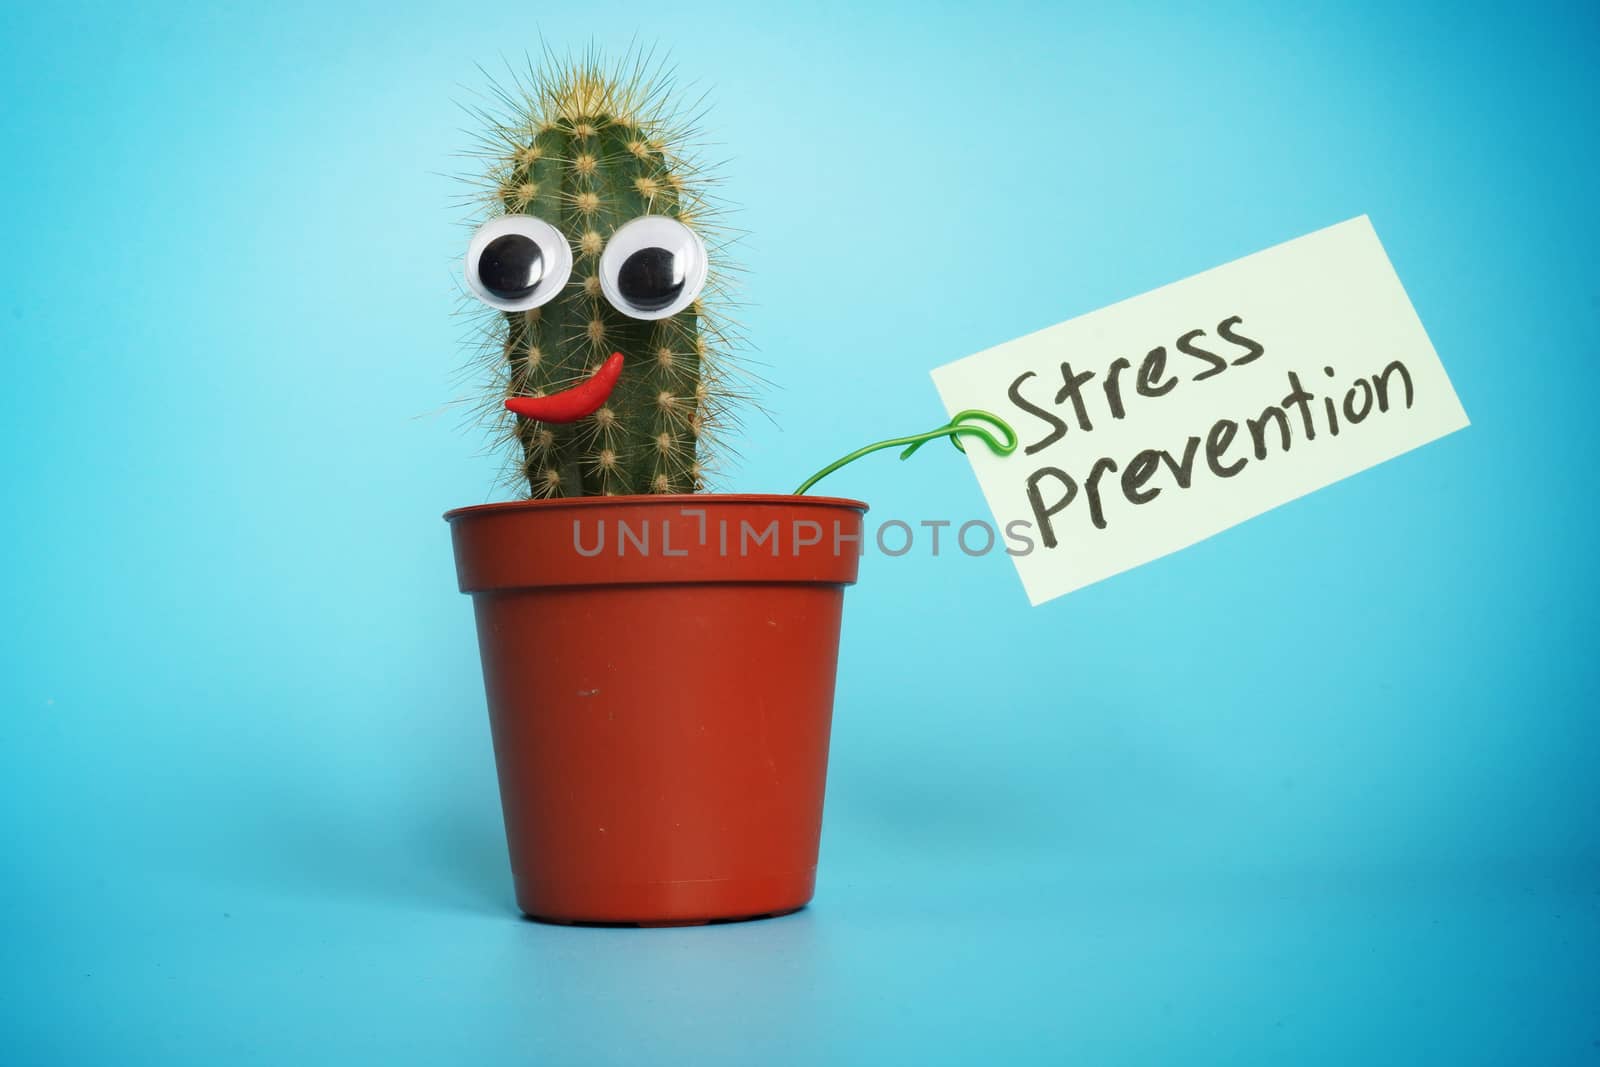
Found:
444,492 -> 868,523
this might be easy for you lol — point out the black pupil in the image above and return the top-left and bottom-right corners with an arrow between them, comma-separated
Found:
479,234 -> 543,299
617,247 -> 685,311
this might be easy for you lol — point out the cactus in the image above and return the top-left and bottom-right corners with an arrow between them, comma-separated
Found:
460,51 -> 743,498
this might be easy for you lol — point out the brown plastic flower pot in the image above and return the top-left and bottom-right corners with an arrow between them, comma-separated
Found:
445,493 -> 867,925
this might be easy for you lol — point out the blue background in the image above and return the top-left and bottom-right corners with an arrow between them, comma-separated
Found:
3,1 -> 1596,1063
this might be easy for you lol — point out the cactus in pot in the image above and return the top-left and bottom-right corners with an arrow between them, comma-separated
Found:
443,48 -> 1003,925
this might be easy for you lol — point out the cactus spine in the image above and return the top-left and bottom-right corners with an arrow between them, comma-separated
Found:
464,54 -> 737,498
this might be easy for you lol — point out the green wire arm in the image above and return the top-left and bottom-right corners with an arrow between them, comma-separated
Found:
793,409 -> 1018,496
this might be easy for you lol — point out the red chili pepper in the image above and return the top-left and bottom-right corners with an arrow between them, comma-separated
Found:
503,352 -> 625,423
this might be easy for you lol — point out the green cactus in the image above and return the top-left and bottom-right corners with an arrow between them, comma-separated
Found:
461,52 -> 741,497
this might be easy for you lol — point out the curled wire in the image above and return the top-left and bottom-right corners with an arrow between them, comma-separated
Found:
793,409 -> 1018,496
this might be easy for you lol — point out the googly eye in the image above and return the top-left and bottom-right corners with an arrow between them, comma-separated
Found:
598,215 -> 708,320
464,215 -> 574,312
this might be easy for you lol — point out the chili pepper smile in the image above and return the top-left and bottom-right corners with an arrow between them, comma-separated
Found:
503,351 -> 624,423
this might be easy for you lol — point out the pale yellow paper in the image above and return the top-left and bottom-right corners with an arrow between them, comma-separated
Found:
930,216 -> 1470,606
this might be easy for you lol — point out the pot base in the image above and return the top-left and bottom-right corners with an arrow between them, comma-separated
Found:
531,907 -> 805,929
514,867 -> 816,926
